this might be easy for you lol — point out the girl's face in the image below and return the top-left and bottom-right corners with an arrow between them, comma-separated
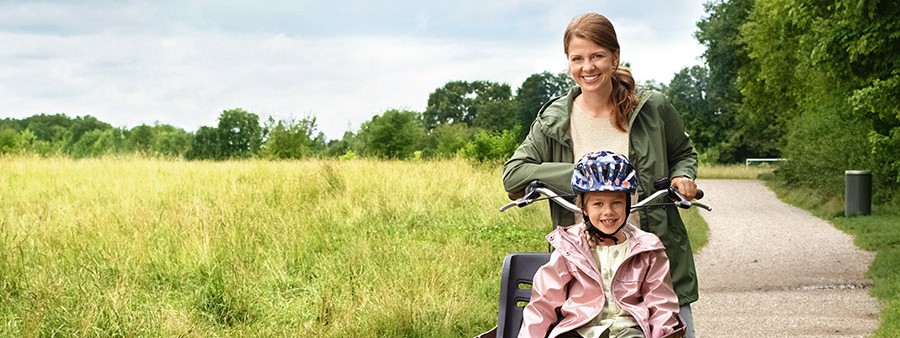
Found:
567,36 -> 617,95
583,191 -> 627,234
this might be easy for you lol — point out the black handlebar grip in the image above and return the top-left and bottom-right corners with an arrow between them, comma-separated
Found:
653,177 -> 670,191
695,189 -> 704,200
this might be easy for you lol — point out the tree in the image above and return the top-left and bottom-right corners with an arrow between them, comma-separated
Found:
20,114 -> 73,142
151,125 -> 193,157
70,129 -> 120,158
472,99 -> 518,132
357,109 -> 425,159
65,115 -> 112,152
514,72 -> 573,139
216,109 -> 262,159
693,0 -> 757,163
732,0 -> 900,201
323,131 -> 358,158
0,127 -> 22,154
260,115 -> 325,159
461,126 -> 521,163
667,66 -> 711,149
426,123 -> 475,158
423,80 -> 514,130
128,124 -> 155,153
188,126 -> 221,160
665,65 -> 744,163
695,0 -> 752,110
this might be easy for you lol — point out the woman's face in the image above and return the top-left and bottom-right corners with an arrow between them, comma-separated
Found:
583,191 -> 627,234
567,36 -> 617,95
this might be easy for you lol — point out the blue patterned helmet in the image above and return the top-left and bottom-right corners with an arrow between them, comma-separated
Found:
572,151 -> 638,193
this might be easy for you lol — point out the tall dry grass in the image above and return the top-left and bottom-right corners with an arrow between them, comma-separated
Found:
0,157 -> 551,337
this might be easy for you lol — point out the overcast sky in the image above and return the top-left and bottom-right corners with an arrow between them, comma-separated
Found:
0,0 -> 708,140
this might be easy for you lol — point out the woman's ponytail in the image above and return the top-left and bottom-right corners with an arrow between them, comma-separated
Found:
611,66 -> 637,132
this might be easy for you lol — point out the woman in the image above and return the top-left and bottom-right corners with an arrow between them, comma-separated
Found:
502,13 -> 700,337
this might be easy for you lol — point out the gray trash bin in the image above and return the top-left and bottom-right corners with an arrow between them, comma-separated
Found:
845,170 -> 871,216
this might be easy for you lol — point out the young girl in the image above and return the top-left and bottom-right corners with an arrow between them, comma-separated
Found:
520,151 -> 683,338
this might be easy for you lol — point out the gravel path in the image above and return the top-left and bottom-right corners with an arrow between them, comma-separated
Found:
691,179 -> 880,337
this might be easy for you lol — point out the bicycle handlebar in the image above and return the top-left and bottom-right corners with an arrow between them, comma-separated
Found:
498,186 -> 582,213
500,180 -> 711,213
632,187 -> 711,212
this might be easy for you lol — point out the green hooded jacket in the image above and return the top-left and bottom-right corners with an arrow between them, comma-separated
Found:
502,86 -> 699,305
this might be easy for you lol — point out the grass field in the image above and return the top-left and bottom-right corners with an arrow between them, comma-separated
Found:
0,157 -> 709,337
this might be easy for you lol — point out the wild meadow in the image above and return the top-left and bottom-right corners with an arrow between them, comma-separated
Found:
0,157 -> 708,337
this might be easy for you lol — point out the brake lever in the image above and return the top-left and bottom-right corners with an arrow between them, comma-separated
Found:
523,181 -> 544,200
668,189 -> 693,209
667,188 -> 713,211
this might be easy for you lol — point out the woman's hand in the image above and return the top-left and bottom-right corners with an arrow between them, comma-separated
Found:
508,190 -> 525,200
670,176 -> 698,200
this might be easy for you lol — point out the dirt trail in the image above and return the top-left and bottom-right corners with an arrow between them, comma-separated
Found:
692,179 -> 880,337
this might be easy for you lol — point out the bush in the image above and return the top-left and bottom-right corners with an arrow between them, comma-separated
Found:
461,126 -> 520,163
0,127 -> 22,154
779,97 -> 871,198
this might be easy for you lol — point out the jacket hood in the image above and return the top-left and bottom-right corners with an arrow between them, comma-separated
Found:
535,87 -> 579,145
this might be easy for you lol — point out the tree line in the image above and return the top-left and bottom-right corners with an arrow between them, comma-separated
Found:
1,0 -> 897,203
0,72 -> 574,162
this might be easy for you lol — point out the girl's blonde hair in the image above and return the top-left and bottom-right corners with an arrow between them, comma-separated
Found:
563,13 -> 638,132
575,193 -> 601,251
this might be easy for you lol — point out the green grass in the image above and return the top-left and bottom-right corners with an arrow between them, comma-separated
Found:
766,180 -> 900,337
680,208 -> 709,254
0,157 -> 711,337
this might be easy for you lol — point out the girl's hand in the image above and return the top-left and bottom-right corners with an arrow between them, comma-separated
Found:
670,176 -> 698,200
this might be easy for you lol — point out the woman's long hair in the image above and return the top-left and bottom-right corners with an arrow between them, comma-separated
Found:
564,13 -> 638,132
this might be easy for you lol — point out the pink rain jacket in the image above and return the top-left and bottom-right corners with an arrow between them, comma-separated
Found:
520,223 -> 684,338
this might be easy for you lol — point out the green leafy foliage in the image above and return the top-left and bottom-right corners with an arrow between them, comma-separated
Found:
729,0 -> 900,203
70,128 -> 120,158
514,72 -> 573,140
216,109 -> 262,159
188,126 -> 221,160
461,126 -> 521,163
691,0 -> 756,162
425,123 -> 476,159
260,116 -> 325,160
667,66 -> 715,155
357,109 -> 426,159
0,127 -> 22,154
424,80 -> 514,130
148,125 -> 193,157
